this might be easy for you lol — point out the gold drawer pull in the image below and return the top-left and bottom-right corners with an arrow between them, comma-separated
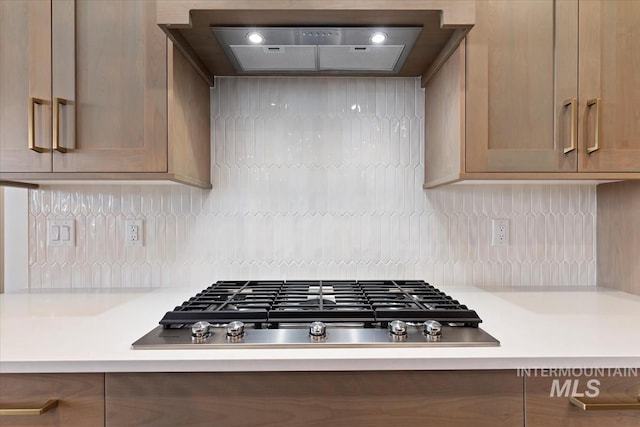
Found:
28,97 -> 47,153
570,395 -> 640,411
586,98 -> 601,154
562,98 -> 577,154
0,399 -> 59,416
53,97 -> 68,153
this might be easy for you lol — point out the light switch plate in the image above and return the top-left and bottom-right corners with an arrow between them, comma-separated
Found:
47,219 -> 75,247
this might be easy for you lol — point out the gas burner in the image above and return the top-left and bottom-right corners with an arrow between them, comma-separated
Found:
376,302 -> 413,310
275,297 -> 339,311
298,297 -> 337,310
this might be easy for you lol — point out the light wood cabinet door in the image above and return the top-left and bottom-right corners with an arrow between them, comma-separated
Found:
0,0 -> 52,173
1,0 -> 169,175
52,0 -> 167,173
0,0 -> 210,187
578,0 -> 640,172
0,373 -> 104,427
526,373 -> 640,426
465,0 -> 578,173
106,370 -> 523,427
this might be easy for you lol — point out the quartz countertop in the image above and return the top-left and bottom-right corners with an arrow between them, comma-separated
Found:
1,285 -> 639,373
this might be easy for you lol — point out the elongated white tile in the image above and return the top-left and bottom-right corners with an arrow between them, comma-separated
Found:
27,78 -> 597,288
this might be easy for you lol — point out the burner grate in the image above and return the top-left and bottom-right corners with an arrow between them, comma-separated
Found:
159,280 -> 483,327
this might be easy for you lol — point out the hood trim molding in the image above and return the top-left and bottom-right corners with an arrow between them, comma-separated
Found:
156,1 -> 476,86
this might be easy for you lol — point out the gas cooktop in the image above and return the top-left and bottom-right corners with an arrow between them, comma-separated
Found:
132,280 -> 500,349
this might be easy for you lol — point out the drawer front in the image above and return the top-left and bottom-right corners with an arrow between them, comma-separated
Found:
0,373 -> 104,427
106,370 -> 522,427
526,371 -> 640,426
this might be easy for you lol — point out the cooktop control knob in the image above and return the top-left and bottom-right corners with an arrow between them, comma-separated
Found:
389,320 -> 408,340
226,321 -> 245,339
309,321 -> 327,339
191,321 -> 212,343
423,320 -> 442,341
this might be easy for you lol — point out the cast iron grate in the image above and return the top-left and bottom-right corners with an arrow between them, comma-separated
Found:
159,280 -> 482,328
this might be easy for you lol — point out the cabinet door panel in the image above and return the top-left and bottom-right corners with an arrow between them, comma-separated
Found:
106,371 -> 522,427
466,0 -> 578,173
0,373 -> 104,427
52,0 -> 167,173
0,0 -> 52,173
526,373 -> 640,426
579,0 -> 640,172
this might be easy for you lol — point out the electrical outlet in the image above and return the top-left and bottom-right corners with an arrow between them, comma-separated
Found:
125,219 -> 144,247
491,219 -> 508,246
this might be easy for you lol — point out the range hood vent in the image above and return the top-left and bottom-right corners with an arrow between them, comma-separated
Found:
212,27 -> 422,74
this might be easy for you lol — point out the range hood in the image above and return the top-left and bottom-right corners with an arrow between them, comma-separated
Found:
155,2 -> 476,86
211,27 -> 422,74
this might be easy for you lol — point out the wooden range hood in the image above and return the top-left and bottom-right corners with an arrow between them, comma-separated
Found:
156,0 -> 475,87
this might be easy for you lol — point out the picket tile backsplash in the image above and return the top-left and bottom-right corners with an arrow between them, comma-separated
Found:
27,77 -> 596,288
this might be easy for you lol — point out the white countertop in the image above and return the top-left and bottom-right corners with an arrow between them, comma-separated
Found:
1,285 -> 639,373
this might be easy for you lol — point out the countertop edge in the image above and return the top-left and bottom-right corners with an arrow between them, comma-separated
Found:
3,356 -> 640,374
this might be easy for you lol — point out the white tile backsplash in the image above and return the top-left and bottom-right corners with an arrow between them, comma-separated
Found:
27,77 -> 597,288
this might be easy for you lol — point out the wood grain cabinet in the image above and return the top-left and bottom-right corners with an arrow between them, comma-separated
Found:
0,0 -> 211,188
424,0 -> 640,187
525,373 -> 640,426
0,373 -> 104,427
105,370 -> 523,427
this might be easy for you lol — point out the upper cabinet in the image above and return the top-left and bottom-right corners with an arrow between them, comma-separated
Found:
154,0 -> 476,84
424,0 -> 640,187
0,0 -> 211,188
578,0 -> 640,173
465,0 -> 578,174
0,0 -> 52,173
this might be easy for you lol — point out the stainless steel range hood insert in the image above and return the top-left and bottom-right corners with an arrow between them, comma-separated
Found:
211,27 -> 422,74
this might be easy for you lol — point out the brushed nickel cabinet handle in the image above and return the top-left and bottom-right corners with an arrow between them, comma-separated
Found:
570,395 -> 640,411
563,98 -> 577,154
586,98 -> 601,154
0,399 -> 59,416
53,97 -> 68,153
28,97 -> 47,153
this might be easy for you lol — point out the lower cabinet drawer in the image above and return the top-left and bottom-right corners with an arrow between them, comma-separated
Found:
106,370 -> 522,427
526,371 -> 640,426
0,373 -> 104,427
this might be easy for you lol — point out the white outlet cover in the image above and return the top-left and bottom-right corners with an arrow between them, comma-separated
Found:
125,219 -> 144,247
491,218 -> 509,246
47,219 -> 75,247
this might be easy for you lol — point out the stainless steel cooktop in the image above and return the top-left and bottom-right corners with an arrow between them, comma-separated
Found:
132,280 -> 499,349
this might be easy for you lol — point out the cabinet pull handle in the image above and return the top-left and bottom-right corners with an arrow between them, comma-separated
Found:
0,399 -> 59,416
563,98 -> 577,154
53,97 -> 68,153
570,395 -> 640,411
28,97 -> 47,153
586,98 -> 601,154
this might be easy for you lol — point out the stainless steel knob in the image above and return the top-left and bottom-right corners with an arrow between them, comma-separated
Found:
226,320 -> 245,338
389,320 -> 408,339
423,320 -> 442,341
309,321 -> 327,339
191,321 -> 211,342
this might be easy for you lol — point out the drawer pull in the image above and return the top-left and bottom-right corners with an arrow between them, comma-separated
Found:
0,399 -> 58,416
28,97 -> 47,153
570,395 -> 640,411
562,98 -> 577,154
